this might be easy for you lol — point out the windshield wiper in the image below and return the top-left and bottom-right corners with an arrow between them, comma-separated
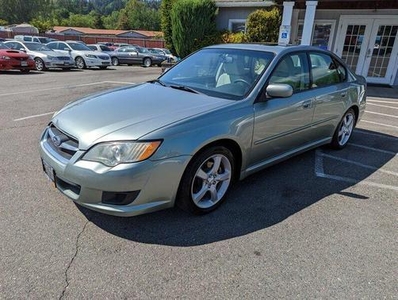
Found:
147,79 -> 167,87
169,84 -> 200,94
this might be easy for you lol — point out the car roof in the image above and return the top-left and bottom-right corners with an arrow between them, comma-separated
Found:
205,43 -> 330,55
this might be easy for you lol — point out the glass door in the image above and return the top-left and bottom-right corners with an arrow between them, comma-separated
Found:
335,16 -> 398,85
363,21 -> 398,84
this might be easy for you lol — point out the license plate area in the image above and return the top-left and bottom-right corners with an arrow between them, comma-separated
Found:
21,61 -> 28,66
42,159 -> 56,186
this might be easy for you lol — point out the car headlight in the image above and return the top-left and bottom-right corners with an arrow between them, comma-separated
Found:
83,141 -> 162,167
85,54 -> 97,59
47,55 -> 55,60
1,55 -> 10,60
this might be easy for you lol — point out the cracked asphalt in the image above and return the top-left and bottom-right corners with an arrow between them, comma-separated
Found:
0,66 -> 397,299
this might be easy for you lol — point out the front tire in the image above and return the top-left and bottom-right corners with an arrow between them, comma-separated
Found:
35,58 -> 45,71
177,146 -> 235,215
330,108 -> 356,149
75,56 -> 86,69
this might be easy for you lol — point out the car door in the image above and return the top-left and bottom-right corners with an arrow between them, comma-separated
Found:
308,51 -> 351,139
249,52 -> 315,169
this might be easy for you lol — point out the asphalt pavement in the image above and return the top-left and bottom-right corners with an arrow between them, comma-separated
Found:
0,67 -> 397,299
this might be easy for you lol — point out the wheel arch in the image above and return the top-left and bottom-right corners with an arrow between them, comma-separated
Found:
349,104 -> 359,126
186,138 -> 243,182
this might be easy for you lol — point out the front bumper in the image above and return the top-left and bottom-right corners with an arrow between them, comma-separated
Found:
46,60 -> 75,68
39,126 -> 189,216
85,57 -> 111,68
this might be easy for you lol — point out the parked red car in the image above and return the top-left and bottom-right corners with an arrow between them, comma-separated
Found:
0,42 -> 35,73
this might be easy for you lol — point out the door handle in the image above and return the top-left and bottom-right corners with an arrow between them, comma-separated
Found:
302,100 -> 312,109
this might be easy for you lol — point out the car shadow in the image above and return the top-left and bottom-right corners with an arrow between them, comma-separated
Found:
77,129 -> 397,246
367,84 -> 398,100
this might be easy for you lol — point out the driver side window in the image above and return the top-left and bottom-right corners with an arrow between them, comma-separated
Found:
269,53 -> 309,93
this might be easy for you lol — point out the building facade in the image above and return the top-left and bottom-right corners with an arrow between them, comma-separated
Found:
216,0 -> 398,86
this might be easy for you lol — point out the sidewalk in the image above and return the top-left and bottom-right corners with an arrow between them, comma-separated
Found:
367,84 -> 398,100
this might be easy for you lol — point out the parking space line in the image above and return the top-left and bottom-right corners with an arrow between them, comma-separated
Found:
365,111 -> 398,119
354,129 -> 398,140
361,120 -> 398,130
315,150 -> 398,192
0,81 -> 134,97
349,143 -> 397,155
367,103 -> 398,110
367,99 -> 398,105
14,112 -> 55,122
318,152 -> 398,176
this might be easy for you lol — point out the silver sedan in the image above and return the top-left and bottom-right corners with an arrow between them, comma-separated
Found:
39,44 -> 366,217
4,41 -> 75,71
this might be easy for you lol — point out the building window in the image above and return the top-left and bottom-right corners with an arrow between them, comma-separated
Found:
229,19 -> 246,33
296,21 -> 336,50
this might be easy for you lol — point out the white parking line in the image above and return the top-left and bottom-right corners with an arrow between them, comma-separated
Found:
365,111 -> 398,119
319,151 -> 398,176
355,129 -> 398,140
315,150 -> 398,192
367,103 -> 398,110
349,143 -> 397,155
14,112 -> 55,122
361,120 -> 398,130
367,99 -> 398,105
0,81 -> 134,97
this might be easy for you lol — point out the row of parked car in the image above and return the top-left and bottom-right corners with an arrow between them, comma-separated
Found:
0,36 -> 177,73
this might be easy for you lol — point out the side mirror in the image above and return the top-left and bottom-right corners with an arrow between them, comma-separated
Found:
64,48 -> 71,52
19,48 -> 26,52
266,83 -> 293,98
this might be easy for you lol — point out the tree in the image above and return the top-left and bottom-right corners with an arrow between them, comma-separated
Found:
171,0 -> 218,58
160,0 -> 176,52
30,16 -> 53,33
246,7 -> 281,43
123,0 -> 160,30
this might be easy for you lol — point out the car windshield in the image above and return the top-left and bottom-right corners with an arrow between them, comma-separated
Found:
24,42 -> 52,51
0,42 -> 9,49
159,48 -> 274,100
68,42 -> 92,51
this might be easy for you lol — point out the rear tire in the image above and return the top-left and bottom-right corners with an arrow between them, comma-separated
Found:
176,146 -> 235,215
330,108 -> 356,149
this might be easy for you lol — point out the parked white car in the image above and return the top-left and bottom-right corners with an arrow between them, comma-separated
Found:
4,40 -> 75,71
46,41 -> 111,69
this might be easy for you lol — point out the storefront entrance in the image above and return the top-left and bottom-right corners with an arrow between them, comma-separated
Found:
334,16 -> 398,85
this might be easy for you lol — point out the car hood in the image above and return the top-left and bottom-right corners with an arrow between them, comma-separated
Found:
52,83 -> 232,149
0,49 -> 29,59
28,50 -> 69,58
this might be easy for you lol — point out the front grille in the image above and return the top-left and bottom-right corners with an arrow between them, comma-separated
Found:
57,56 -> 71,61
98,55 -> 109,60
46,124 -> 79,160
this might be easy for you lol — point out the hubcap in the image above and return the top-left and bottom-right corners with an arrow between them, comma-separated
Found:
191,154 -> 232,209
35,59 -> 43,71
338,113 -> 354,146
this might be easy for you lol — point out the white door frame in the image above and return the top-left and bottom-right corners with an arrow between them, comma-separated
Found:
334,15 -> 398,85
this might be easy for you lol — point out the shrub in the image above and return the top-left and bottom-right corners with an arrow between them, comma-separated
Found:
246,7 -> 281,43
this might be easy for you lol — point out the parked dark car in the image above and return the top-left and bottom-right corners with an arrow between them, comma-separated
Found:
111,46 -> 166,67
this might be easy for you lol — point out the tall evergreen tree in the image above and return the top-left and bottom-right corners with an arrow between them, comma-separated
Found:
171,0 -> 218,57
